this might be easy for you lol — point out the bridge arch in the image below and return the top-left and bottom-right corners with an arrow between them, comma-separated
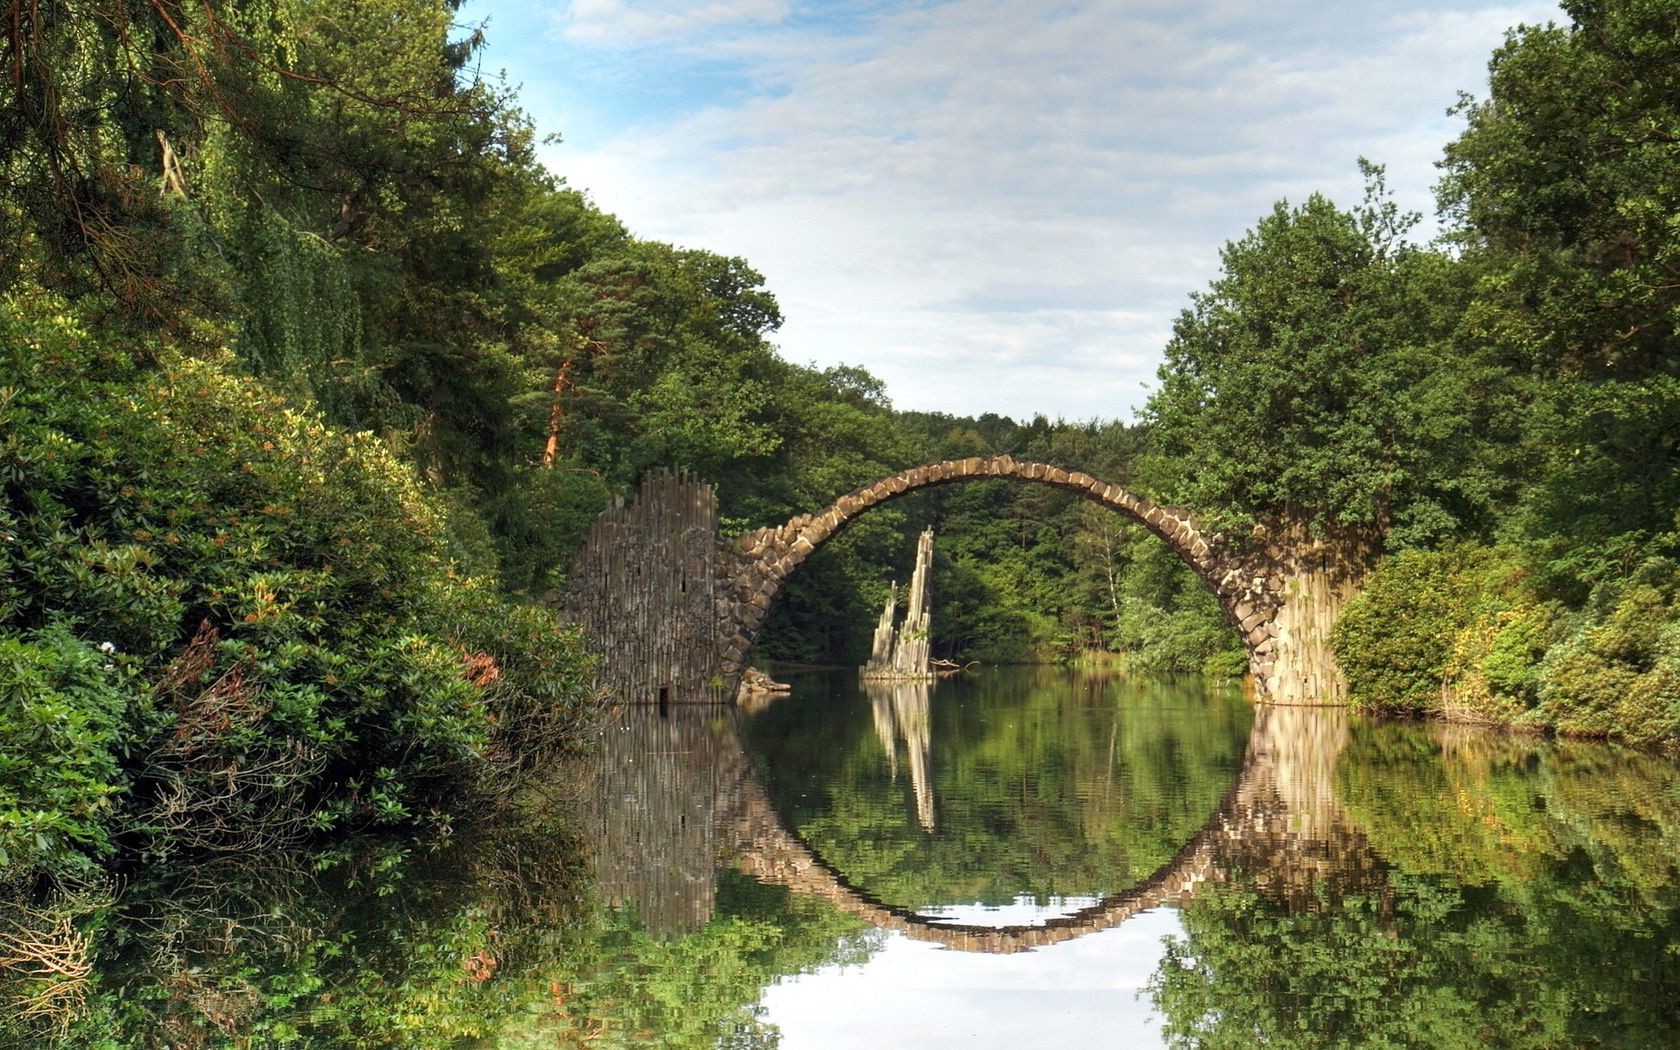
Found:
564,459 -> 1372,704
728,746 -> 1238,953
719,455 -> 1282,692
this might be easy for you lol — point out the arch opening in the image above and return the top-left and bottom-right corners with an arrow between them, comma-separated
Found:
719,456 -> 1280,693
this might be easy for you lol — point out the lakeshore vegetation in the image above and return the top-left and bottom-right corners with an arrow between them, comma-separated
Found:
0,0 -> 1676,901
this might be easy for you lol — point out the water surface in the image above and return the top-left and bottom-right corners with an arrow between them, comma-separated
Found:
33,667 -> 1680,1047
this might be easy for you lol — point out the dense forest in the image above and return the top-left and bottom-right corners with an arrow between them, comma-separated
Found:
1,0 -> 1677,917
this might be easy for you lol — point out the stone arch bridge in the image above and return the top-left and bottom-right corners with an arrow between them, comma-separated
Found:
565,457 -> 1373,704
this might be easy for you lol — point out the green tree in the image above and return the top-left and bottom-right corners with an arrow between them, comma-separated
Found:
1439,0 -> 1680,593
0,291 -> 593,876
1146,169 -> 1508,547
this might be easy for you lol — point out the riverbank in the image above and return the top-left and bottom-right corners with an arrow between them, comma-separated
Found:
1334,544 -> 1680,751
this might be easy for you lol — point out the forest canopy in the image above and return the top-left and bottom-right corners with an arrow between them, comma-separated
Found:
2,0 -> 1679,900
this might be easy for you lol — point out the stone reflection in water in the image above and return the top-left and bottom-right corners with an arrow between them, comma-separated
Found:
583,689 -> 1680,1046
582,701 -> 743,934
1225,703 -> 1384,905
589,685 -> 1368,956
581,699 -> 934,938
865,679 -> 935,832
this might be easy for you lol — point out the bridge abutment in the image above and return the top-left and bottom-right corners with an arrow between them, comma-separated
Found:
1254,523 -> 1377,704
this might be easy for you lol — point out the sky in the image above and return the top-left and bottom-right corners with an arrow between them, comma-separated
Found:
456,0 -> 1565,423
758,906 -> 1182,1048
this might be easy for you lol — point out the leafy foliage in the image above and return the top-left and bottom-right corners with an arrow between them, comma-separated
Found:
1145,169 -> 1510,545
0,628 -> 126,877
1334,545 -> 1538,718
0,291 -> 593,875
1533,559 -> 1680,743
1152,721 -> 1680,1048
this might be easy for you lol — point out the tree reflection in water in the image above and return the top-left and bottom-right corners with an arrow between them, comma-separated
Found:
27,672 -> 1680,1047
1151,716 -> 1680,1049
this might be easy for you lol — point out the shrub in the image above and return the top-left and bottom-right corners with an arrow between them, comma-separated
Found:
1536,560 -> 1680,744
0,290 -> 595,869
1334,544 -> 1539,719
1338,541 -> 1680,744
0,627 -> 127,878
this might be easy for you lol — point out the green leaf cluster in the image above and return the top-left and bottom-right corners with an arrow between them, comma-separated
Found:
1337,543 -> 1680,744
0,290 -> 593,877
0,626 -> 126,876
1145,173 -> 1509,544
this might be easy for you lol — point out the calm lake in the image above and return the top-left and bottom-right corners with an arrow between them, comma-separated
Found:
60,667 -> 1680,1047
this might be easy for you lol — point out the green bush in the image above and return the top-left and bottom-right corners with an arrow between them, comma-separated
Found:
1108,539 -> 1244,675
1337,543 -> 1680,744
1202,645 -> 1251,681
0,291 -> 594,871
1536,561 -> 1680,744
1333,545 -> 1538,718
0,627 -> 127,878
487,465 -> 613,596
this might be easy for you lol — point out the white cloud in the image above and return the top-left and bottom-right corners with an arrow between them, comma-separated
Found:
560,0 -> 792,46
524,0 -> 1565,421
759,907 -> 1183,1049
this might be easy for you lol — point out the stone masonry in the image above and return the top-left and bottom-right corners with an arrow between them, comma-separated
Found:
566,456 -> 1375,704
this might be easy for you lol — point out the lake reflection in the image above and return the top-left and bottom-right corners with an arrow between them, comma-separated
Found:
35,667 -> 1680,1047
594,667 -> 1680,1047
